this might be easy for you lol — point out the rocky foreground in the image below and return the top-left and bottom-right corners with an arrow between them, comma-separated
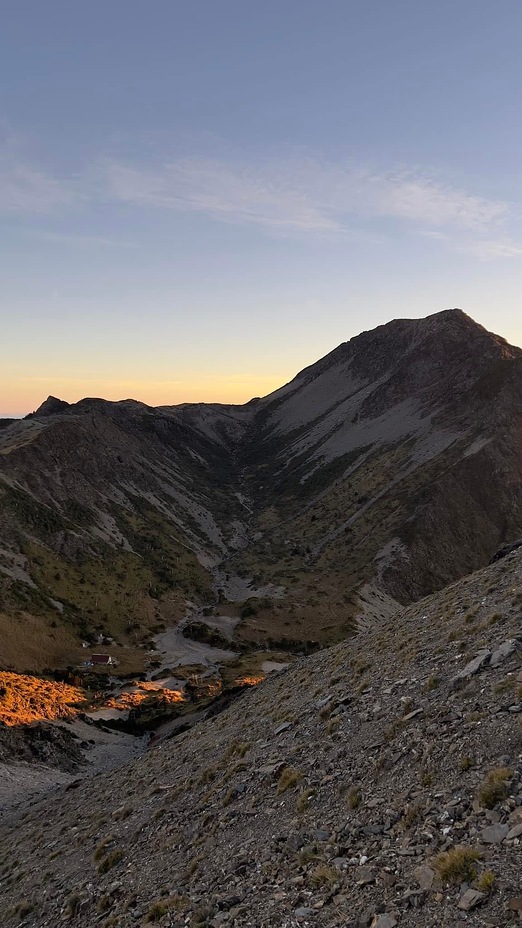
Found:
1,550 -> 522,927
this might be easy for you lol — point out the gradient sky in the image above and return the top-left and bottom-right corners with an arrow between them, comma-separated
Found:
2,1 -> 522,416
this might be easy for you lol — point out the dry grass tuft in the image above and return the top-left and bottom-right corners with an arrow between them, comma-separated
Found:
476,870 -> 495,894
477,767 -> 511,809
296,788 -> 315,813
277,767 -> 302,794
97,849 -> 124,875
433,846 -> 481,884
310,865 -> 338,886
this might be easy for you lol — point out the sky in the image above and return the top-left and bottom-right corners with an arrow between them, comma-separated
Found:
2,1 -> 522,416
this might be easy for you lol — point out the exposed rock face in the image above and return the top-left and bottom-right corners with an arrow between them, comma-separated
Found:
1,308 -> 522,668
0,721 -> 83,771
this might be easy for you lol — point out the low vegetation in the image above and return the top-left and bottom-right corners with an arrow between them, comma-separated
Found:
97,849 -> 124,875
433,846 -> 481,884
477,767 -> 512,809
476,870 -> 496,894
0,672 -> 85,726
276,767 -> 302,794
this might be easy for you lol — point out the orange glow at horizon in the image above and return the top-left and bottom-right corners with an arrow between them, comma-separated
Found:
0,373 -> 287,417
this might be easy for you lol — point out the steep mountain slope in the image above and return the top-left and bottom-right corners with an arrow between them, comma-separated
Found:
1,308 -> 521,673
230,309 -> 522,640
1,546 -> 521,927
0,399 -> 249,670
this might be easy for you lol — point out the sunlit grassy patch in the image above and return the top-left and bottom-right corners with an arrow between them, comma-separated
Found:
0,672 -> 86,726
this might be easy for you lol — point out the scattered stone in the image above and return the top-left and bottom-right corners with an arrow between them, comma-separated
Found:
490,640 -> 517,667
2,539 -> 522,928
413,865 -> 435,890
457,889 -> 486,911
370,915 -> 397,928
451,649 -> 491,686
356,867 -> 376,885
274,722 -> 293,734
480,823 -> 509,844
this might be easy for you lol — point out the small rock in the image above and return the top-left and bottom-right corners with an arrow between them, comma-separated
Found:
332,857 -> 349,870
357,867 -> 376,885
210,916 -> 228,928
451,650 -> 491,687
480,823 -> 509,844
490,640 -> 516,666
507,822 -> 522,840
294,906 -> 315,918
413,865 -> 435,890
274,722 -> 293,734
370,916 -> 397,928
379,871 -> 396,888
457,889 -> 485,911
507,897 -> 522,912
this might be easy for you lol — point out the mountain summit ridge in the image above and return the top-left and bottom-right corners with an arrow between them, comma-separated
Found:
27,308 -> 521,420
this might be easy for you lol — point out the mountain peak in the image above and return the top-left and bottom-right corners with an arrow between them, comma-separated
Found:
29,396 -> 70,418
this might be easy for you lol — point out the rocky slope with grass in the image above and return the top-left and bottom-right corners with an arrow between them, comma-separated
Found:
1,308 -> 521,675
230,309 -> 522,640
1,543 -> 521,927
0,398 -> 248,671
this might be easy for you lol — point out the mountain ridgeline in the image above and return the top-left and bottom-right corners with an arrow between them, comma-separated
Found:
1,308 -> 521,672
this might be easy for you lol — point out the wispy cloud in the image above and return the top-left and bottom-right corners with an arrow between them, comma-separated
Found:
458,237 -> 522,259
0,155 -> 76,214
102,155 -> 509,238
31,229 -> 136,248
419,228 -> 522,260
102,158 -> 343,233
1,142 -> 520,258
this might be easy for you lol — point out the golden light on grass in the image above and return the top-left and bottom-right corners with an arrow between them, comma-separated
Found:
0,672 -> 86,726
234,674 -> 265,687
103,686 -> 185,711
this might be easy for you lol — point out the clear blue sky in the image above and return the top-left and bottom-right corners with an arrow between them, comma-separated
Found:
2,1 -> 522,414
